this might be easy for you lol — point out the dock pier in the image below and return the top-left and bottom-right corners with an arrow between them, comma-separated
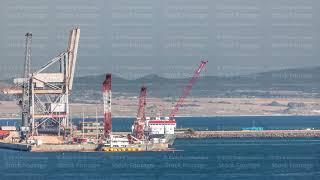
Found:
1,130 -> 320,152
0,142 -> 98,152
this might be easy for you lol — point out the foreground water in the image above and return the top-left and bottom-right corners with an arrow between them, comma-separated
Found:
1,116 -> 320,179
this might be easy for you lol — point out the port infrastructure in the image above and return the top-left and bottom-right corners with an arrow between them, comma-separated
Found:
2,28 -> 80,139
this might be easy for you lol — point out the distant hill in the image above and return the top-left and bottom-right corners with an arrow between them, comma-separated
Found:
2,66 -> 320,102
70,66 -> 320,101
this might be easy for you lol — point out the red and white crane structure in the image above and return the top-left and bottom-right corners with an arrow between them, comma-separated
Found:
103,74 -> 112,137
169,60 -> 208,119
132,86 -> 147,140
142,60 -> 208,143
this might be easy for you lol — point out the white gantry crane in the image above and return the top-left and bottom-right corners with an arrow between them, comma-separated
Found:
2,28 -> 80,139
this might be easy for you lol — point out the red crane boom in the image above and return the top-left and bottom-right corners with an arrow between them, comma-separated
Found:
169,60 -> 208,119
133,86 -> 147,140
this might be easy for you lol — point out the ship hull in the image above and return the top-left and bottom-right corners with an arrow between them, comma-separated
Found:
148,134 -> 176,146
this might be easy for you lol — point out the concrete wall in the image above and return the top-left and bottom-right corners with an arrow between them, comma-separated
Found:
0,142 -> 30,151
31,144 -> 97,152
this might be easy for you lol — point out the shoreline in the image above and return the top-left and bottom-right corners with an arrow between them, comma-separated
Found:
1,114 -> 320,120
2,97 -> 320,119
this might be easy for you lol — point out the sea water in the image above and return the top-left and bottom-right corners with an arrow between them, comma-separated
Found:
0,116 -> 320,179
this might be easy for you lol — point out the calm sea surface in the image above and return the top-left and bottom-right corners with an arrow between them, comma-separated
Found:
0,116 -> 320,180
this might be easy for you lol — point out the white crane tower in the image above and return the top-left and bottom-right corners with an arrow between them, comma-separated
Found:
2,28 -> 80,138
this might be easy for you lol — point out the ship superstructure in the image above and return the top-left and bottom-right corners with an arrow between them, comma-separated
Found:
145,117 -> 176,145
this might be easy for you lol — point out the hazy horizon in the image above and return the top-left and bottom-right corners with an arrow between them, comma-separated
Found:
0,0 -> 319,80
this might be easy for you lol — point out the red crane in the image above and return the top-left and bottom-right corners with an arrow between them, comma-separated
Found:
103,74 -> 112,137
132,86 -> 147,140
169,60 -> 208,119
137,86 -> 147,120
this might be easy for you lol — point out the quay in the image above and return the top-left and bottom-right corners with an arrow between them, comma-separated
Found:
0,141 -> 97,152
1,130 -> 320,152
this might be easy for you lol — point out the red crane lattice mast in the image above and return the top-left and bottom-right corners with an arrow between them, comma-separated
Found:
133,86 -> 147,140
169,60 -> 208,119
103,74 -> 112,137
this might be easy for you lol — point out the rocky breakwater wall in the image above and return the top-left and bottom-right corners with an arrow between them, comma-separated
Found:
176,130 -> 320,138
